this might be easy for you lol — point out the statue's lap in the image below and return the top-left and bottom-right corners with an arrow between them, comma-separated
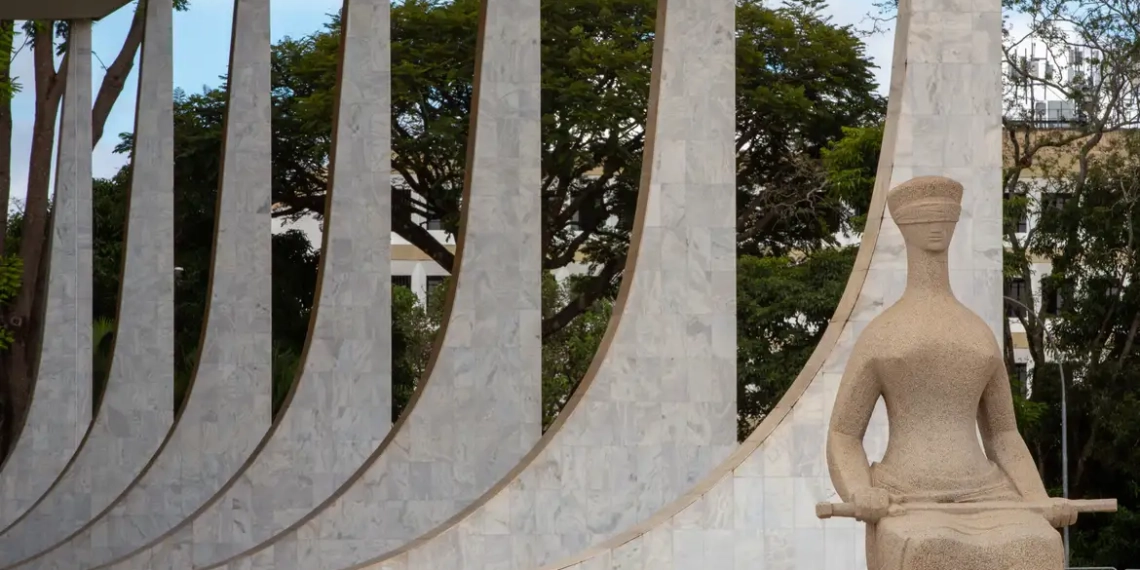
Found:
872,510 -> 1063,570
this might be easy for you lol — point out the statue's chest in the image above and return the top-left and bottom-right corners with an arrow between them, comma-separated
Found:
876,322 -> 998,399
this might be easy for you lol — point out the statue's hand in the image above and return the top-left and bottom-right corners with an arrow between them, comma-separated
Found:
1045,498 -> 1079,528
852,487 -> 891,524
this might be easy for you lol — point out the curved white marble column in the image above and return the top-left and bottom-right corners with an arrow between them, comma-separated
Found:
12,1 -> 275,568
356,0 -> 739,568
0,0 -> 175,560
0,19 -> 94,531
102,0 -> 393,568
542,0 -> 1005,568
201,1 -> 544,569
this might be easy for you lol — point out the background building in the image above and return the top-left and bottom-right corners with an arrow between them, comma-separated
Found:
273,171 -> 596,305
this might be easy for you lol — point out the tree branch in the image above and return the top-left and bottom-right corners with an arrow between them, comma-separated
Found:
541,257 -> 622,338
91,1 -> 146,147
392,194 -> 455,273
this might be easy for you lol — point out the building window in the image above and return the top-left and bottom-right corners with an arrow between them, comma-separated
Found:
1005,278 -> 1028,318
1042,192 -> 1070,211
1014,363 -> 1029,397
392,275 -> 412,290
564,191 -> 606,233
426,276 -> 446,297
1003,192 -> 1029,233
395,186 -> 444,230
1043,285 -> 1064,316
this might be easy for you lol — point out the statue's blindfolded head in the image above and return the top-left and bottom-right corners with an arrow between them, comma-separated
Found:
888,176 -> 965,226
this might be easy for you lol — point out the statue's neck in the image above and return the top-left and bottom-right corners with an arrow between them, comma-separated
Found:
903,246 -> 953,299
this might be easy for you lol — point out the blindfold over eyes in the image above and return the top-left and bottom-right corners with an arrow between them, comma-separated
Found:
892,201 -> 962,225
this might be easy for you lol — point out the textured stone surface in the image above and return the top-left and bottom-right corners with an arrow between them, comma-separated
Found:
211,1 -> 543,568
17,0 -> 274,568
544,0 -> 1004,568
0,20 -> 94,533
828,176 -> 1065,570
365,0 -> 738,568
107,0 -> 393,567
0,1 -> 175,562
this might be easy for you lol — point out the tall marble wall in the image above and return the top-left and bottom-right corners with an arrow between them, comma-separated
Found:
209,0 -> 544,568
0,0 -> 175,560
14,1 -> 274,568
103,0 -> 394,567
0,20 -> 94,532
540,0 -> 1006,568
358,0 -> 738,568
1,0 -> 1010,568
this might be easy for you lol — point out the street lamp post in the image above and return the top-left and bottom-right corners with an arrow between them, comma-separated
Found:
1059,351 -> 1070,565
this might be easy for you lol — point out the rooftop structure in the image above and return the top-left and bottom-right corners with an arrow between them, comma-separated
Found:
0,0 -> 129,20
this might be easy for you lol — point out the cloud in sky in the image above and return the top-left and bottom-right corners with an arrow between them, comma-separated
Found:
4,0 -> 889,208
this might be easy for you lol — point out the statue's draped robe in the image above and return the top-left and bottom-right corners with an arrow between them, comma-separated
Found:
866,462 -> 1064,570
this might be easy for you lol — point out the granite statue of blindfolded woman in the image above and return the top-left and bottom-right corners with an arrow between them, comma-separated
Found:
824,176 -> 1080,570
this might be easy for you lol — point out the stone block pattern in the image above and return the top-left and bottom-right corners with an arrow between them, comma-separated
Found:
0,0 -> 175,561
18,1 -> 274,568
365,0 -> 738,568
0,20 -> 94,532
108,0 -> 394,567
542,0 -> 1005,568
213,1 -> 544,568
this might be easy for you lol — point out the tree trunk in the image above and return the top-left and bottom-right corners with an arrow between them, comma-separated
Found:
2,22 -> 64,456
0,20 -> 13,256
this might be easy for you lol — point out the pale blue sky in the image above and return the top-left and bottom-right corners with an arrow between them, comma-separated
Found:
5,0 -> 891,208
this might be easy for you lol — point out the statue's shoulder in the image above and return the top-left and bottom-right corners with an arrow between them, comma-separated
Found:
860,309 -> 906,341
851,316 -> 894,358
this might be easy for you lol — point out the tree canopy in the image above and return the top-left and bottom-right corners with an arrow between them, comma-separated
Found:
100,0 -> 877,433
266,0 -> 882,338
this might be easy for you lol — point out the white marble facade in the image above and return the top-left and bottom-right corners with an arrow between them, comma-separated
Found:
0,0 -> 175,562
212,0 -> 544,568
0,0 -> 1009,568
0,20 -> 93,533
544,0 -> 1005,568
17,1 -> 274,568
363,0 -> 738,568
105,0 -> 393,567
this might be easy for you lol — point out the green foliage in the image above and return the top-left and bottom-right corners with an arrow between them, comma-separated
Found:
821,124 -> 883,233
0,255 -> 19,306
541,274 -> 612,429
392,285 -> 437,420
1014,132 -> 1140,566
735,1 -> 883,255
737,246 -> 855,439
4,206 -> 22,256
0,22 -> 20,104
105,89 -> 320,413
93,176 -> 128,323
0,255 -> 21,351
271,342 -> 303,418
258,0 -> 880,335
92,317 -> 116,411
